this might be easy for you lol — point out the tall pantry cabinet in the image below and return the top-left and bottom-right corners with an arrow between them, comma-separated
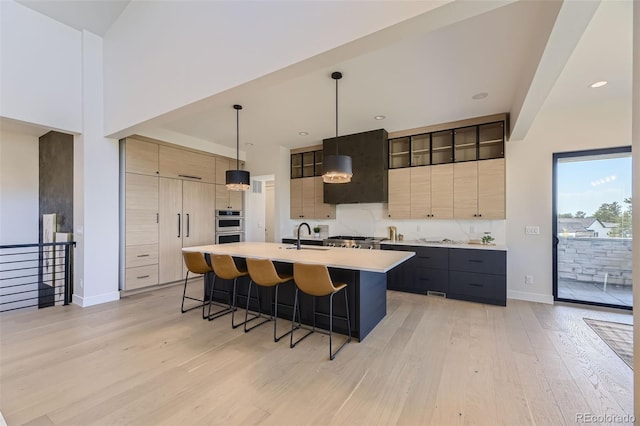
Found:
121,136 -> 240,292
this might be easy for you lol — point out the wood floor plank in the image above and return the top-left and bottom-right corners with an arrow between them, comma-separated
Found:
0,284 -> 633,426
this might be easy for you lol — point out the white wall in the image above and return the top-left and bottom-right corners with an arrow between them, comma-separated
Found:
102,1 -> 442,136
72,31 -> 120,307
0,130 -> 39,244
506,100 -> 631,304
0,0 -> 82,133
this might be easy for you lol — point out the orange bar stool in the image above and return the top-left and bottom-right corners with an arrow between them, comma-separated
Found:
207,254 -> 248,322
245,258 -> 301,342
291,263 -> 352,360
181,251 -> 214,314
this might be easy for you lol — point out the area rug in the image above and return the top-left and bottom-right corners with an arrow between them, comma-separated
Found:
584,318 -> 633,369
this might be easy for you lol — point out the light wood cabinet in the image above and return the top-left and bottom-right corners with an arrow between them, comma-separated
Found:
313,177 -> 336,219
478,158 -> 505,219
159,145 -> 215,183
290,177 -> 335,219
215,184 -> 243,210
454,158 -> 505,219
124,173 -> 159,290
124,137 -> 159,176
388,164 -> 453,219
388,168 -> 411,219
159,178 -> 215,284
430,164 -> 454,219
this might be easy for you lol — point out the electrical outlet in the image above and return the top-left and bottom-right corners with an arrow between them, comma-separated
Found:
525,275 -> 534,285
525,226 -> 540,235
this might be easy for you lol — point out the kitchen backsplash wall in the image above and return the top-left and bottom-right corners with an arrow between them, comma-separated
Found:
288,203 -> 506,244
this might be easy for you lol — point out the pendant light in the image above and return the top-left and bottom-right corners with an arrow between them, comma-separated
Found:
225,104 -> 250,191
322,71 -> 352,184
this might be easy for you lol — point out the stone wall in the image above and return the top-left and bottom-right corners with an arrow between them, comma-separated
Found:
557,237 -> 633,286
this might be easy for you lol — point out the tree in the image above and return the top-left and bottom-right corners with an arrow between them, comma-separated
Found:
558,213 -> 573,218
575,211 -> 586,218
593,201 -> 621,223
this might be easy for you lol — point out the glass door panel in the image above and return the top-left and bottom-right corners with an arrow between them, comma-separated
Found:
553,147 -> 632,309
314,150 -> 323,176
431,130 -> 453,165
479,122 -> 504,160
411,134 -> 430,166
389,137 -> 410,168
302,152 -> 314,177
291,153 -> 302,178
454,126 -> 477,162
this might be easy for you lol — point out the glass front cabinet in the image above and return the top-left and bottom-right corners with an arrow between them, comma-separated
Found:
388,118 -> 505,169
291,149 -> 323,178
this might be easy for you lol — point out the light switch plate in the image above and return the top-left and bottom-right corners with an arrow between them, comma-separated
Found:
525,226 -> 540,235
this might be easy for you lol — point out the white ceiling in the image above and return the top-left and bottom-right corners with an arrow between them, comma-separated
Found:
14,0 -> 632,154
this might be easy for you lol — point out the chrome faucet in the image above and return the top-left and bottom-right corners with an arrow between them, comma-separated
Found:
297,222 -> 311,250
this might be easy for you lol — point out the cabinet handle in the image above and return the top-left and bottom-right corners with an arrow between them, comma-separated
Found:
469,283 -> 483,287
469,259 -> 484,263
156,213 -> 159,223
177,213 -> 181,238
137,254 -> 150,258
186,213 -> 190,237
478,214 -> 482,217
473,214 -> 477,217
178,174 -> 202,180
137,275 -> 150,279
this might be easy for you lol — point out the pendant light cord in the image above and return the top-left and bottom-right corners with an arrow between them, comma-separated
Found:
236,106 -> 240,170
335,74 -> 339,155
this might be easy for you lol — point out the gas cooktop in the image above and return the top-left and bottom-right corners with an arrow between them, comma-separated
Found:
324,235 -> 387,249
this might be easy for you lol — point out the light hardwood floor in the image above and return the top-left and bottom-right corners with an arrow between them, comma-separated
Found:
1,281 -> 633,425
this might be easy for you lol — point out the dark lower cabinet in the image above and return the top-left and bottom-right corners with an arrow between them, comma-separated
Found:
382,244 -> 506,306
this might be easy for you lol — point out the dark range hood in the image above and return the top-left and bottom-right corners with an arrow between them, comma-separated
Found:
323,129 -> 388,204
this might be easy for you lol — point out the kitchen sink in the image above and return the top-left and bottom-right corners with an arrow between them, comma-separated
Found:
281,245 -> 331,251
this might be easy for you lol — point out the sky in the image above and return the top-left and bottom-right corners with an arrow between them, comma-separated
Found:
557,155 -> 632,217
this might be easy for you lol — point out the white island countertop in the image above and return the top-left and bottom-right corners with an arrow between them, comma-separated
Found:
182,242 -> 415,273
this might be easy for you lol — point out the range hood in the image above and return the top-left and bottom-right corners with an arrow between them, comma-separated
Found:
323,129 -> 388,204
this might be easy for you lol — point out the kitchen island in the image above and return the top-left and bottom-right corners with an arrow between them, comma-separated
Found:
183,242 -> 415,340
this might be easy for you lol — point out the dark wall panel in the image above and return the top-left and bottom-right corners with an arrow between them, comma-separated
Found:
39,131 -> 74,237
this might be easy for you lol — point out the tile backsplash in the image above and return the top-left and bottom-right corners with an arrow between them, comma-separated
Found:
290,203 -> 506,244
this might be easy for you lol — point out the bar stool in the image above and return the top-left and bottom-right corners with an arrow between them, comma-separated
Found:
207,254 -> 248,323
244,258 -> 301,342
181,251 -> 213,314
291,263 -> 352,360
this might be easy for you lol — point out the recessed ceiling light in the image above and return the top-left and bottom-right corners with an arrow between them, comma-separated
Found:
374,115 -> 386,120
472,92 -> 488,100
298,131 -> 309,136
590,80 -> 607,88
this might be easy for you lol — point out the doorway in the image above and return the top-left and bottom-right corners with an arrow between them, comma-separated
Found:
553,147 -> 632,309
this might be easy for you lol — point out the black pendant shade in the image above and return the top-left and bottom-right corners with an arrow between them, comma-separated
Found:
226,104 -> 250,191
322,71 -> 352,184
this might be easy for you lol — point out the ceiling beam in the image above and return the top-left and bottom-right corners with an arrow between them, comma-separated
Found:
509,0 -> 600,142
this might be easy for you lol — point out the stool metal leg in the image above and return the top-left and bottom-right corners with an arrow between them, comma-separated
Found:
290,289 -> 314,348
181,271 -> 209,313
329,288 -> 352,360
232,277 -> 262,329
273,284 -> 301,342
205,274 -> 234,321
244,280 -> 271,333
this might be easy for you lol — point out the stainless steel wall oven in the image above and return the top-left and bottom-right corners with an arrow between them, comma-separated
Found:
215,210 -> 244,244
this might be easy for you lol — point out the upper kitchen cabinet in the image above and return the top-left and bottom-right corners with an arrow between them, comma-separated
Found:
290,176 -> 335,219
387,164 -> 453,219
123,137 -> 159,176
159,145 -> 215,183
454,126 -> 477,162
324,129 -> 388,204
216,185 -> 243,210
454,158 -> 505,219
478,122 -> 505,160
291,147 -> 323,179
389,137 -> 410,169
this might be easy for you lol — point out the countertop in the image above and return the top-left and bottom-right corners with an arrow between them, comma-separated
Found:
183,242 -> 415,273
381,240 -> 508,251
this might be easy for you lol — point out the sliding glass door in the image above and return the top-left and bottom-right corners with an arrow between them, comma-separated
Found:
553,147 -> 632,309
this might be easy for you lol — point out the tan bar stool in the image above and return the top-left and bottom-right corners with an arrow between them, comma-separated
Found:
181,251 -> 213,314
208,254 -> 248,323
291,263 -> 352,360
245,258 -> 301,342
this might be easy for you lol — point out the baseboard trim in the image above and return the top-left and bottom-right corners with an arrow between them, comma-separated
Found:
508,290 -> 554,305
73,291 -> 120,307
